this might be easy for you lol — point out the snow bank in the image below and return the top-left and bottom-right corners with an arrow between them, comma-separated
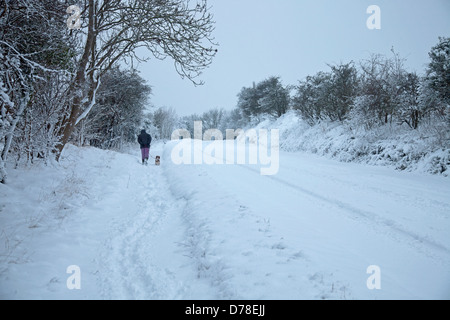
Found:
251,111 -> 450,177
0,145 -> 102,299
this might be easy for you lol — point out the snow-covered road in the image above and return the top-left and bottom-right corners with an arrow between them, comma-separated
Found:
1,142 -> 449,299
163,140 -> 450,299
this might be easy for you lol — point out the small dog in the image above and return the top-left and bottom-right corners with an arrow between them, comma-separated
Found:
155,156 -> 161,166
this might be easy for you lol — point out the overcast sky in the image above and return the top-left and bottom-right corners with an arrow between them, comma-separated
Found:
138,0 -> 450,117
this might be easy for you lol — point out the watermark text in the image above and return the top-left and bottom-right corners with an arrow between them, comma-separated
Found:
366,265 -> 381,290
367,5 -> 381,30
171,121 -> 279,176
66,265 -> 81,290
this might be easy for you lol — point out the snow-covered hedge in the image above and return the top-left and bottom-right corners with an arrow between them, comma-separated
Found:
252,111 -> 450,176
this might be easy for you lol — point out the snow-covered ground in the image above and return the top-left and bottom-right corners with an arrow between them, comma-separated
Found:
1,140 -> 449,300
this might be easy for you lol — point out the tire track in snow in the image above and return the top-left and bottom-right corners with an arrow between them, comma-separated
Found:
237,163 -> 450,260
279,159 -> 450,218
199,145 -> 449,258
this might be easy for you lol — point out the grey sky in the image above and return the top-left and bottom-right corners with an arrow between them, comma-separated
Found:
139,0 -> 450,117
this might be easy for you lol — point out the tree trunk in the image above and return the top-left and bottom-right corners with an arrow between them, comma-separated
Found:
55,0 -> 95,161
0,157 -> 6,184
412,110 -> 419,129
56,95 -> 82,160
0,97 -> 27,183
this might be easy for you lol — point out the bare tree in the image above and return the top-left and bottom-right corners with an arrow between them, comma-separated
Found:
292,72 -> 332,125
83,66 -> 151,149
201,108 -> 224,131
152,106 -> 179,140
1,0 -> 72,183
56,0 -> 218,159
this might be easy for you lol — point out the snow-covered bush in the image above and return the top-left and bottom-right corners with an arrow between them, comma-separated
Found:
251,110 -> 449,176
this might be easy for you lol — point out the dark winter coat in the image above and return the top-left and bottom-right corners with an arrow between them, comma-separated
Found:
138,130 -> 152,149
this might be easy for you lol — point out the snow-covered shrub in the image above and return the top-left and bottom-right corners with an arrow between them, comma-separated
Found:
251,110 -> 450,176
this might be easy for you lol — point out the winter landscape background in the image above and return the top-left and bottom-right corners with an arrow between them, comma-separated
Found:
1,1 -> 449,300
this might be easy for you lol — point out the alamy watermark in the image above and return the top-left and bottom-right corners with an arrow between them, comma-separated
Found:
171,121 -> 280,176
366,5 -> 381,30
67,5 -> 81,30
366,265 -> 381,290
66,265 -> 81,290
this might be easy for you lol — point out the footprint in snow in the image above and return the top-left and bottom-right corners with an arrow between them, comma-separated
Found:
271,242 -> 287,250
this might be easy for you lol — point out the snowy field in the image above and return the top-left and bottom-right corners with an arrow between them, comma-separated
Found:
0,141 -> 449,300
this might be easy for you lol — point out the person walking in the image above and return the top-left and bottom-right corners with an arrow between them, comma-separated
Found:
138,129 -> 152,165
